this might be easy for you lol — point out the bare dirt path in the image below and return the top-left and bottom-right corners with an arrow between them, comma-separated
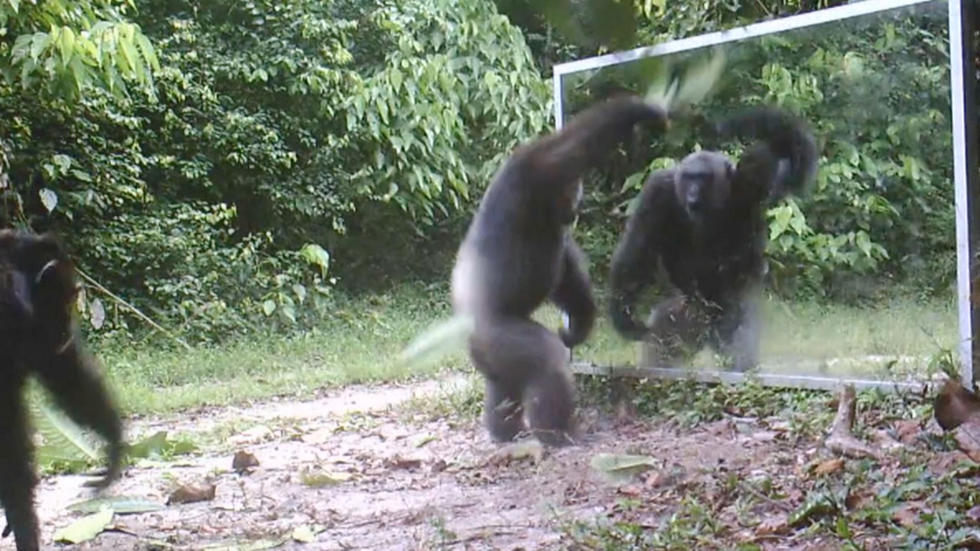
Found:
20,375 -> 831,550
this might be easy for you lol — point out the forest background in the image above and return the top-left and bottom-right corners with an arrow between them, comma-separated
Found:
0,0 -> 962,349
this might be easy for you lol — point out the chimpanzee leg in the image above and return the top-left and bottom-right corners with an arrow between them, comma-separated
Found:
0,384 -> 39,551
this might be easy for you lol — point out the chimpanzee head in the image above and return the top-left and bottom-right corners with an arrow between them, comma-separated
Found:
673,151 -> 735,223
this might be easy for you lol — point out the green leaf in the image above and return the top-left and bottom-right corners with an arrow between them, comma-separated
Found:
398,314 -> 474,368
126,431 -> 168,459
32,400 -> 98,464
590,453 -> 658,483
39,188 -> 58,212
29,32 -> 49,62
262,300 -> 276,316
620,172 -> 645,193
52,153 -> 71,173
292,283 -> 307,303
299,243 -> 330,276
855,231 -> 872,257
53,509 -> 113,544
68,496 -> 165,515
390,68 -> 403,91
135,34 -> 160,71
300,469 -> 351,487
59,27 -> 74,67
70,168 -> 93,182
68,55 -> 88,92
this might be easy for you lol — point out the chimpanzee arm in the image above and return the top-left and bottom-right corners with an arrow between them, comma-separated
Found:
550,237 -> 596,348
32,341 -> 123,489
608,171 -> 673,341
716,106 -> 818,201
530,96 -> 669,188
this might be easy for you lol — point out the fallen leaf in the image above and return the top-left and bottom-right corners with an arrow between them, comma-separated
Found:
617,484 -> 643,497
845,490 -> 874,511
167,482 -> 216,505
232,450 -> 260,474
489,441 -> 544,466
127,431 -> 198,460
927,450 -> 975,476
67,496 -> 165,515
53,509 -> 113,544
766,420 -> 792,433
871,430 -> 904,452
934,379 -> 980,431
892,420 -> 921,443
643,470 -> 671,489
127,431 -> 169,459
812,458 -> 844,476
953,416 -> 980,461
302,427 -> 334,445
590,453 -> 657,483
756,514 -> 790,536
300,469 -> 351,487
892,502 -> 928,528
388,455 -> 423,470
228,425 -> 273,446
967,505 -> 980,522
291,525 -> 316,543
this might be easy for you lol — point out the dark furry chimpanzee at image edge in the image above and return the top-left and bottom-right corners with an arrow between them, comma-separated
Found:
452,95 -> 669,446
608,107 -> 818,371
0,230 -> 124,551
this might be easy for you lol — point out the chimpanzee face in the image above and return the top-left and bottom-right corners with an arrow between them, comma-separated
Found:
674,151 -> 735,223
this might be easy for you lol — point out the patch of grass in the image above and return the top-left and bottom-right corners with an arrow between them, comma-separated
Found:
578,375 -> 835,436
571,294 -> 957,379
560,494 -> 733,550
397,373 -> 484,422
561,372 -> 980,550
94,288 -> 467,417
91,287 -> 956,418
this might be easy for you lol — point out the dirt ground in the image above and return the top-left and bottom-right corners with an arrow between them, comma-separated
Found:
12,373 -> 952,550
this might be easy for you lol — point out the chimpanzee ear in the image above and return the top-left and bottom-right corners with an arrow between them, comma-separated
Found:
35,259 -> 59,285
27,233 -> 78,302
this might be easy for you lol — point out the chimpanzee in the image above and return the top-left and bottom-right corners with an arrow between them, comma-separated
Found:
608,107 -> 818,371
451,96 -> 669,445
0,230 -> 123,551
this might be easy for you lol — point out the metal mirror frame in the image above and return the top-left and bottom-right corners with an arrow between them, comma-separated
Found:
553,0 -> 978,392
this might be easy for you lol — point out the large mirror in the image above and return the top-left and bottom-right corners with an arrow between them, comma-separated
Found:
549,0 -> 963,389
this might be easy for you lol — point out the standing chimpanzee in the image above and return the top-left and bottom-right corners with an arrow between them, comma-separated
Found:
608,107 -> 818,371
452,95 -> 669,446
0,230 -> 124,551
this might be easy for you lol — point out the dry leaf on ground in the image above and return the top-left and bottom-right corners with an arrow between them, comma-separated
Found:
167,482 -> 216,505
812,458 -> 844,476
232,450 -> 260,474
934,379 -> 980,431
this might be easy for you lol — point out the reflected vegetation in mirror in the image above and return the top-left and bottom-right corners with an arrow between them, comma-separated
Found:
550,0 -> 957,385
